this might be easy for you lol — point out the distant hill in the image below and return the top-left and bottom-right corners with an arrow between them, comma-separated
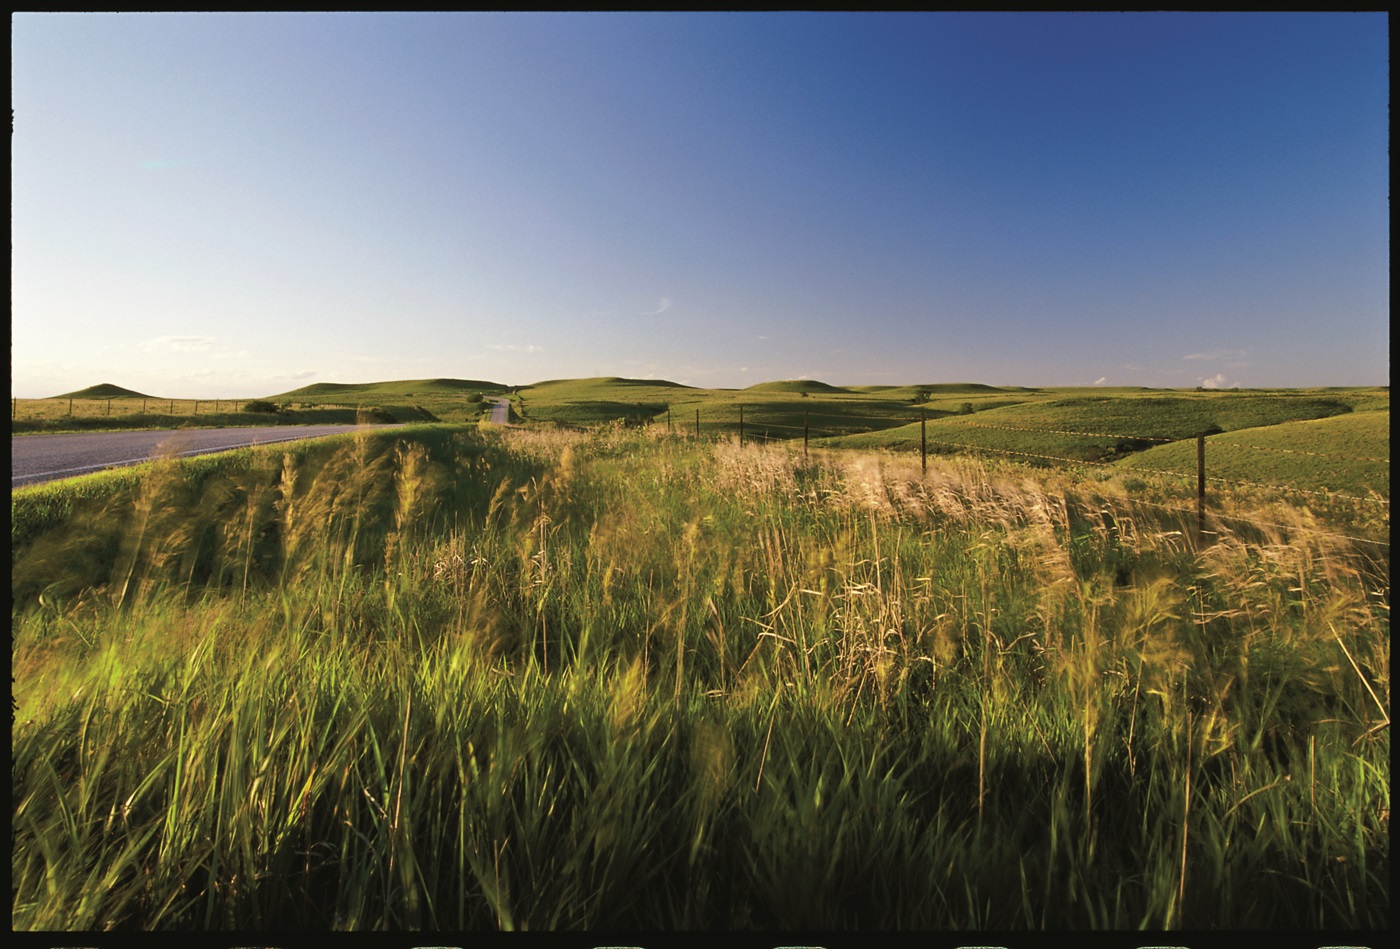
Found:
525,376 -> 694,391
917,383 -> 1019,394
268,378 -> 509,400
744,380 -> 852,394
52,383 -> 157,400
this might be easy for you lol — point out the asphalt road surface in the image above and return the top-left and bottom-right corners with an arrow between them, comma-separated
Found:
12,425 -> 397,488
488,397 -> 511,424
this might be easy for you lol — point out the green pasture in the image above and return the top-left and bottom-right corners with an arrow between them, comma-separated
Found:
1120,410 -> 1391,499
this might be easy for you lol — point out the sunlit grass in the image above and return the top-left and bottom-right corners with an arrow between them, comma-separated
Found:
12,423 -> 1389,931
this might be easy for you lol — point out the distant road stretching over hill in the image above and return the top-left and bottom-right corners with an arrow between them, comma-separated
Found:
11,425 -> 397,488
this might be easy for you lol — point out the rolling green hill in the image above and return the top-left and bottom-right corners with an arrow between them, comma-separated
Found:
743,379 -> 853,394
20,379 -> 1389,502
1119,410 -> 1390,498
268,378 -> 509,400
51,383 -> 157,400
817,389 -> 1389,497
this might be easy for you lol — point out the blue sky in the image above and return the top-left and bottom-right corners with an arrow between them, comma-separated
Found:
11,12 -> 1389,398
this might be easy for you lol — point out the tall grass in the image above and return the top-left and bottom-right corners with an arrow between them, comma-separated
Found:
12,423 -> 1389,931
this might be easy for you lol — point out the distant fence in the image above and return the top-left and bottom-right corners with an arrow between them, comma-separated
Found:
10,398 -> 377,420
12,397 -> 245,419
640,405 -> 1390,548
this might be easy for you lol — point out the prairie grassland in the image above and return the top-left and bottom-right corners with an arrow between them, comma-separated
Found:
1121,410 -> 1391,498
11,424 -> 1389,931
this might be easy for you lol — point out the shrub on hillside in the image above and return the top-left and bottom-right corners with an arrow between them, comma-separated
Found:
242,400 -> 280,414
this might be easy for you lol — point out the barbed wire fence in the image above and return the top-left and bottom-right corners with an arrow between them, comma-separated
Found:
653,404 -> 1389,551
11,397 -> 389,421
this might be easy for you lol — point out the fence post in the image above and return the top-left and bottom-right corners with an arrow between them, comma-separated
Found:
667,407 -> 672,434
194,401 -> 199,416
169,400 -> 174,415
1196,432 -> 1207,547
107,399 -> 111,416
68,397 -> 73,417
739,405 -> 745,447
921,415 -> 927,476
142,398 -> 147,415
695,409 -> 700,438
804,410 -> 809,460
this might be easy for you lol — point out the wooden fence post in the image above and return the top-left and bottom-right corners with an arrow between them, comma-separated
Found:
695,409 -> 700,438
169,400 -> 174,415
1196,432 -> 1207,547
107,399 -> 111,416
68,397 -> 73,416
667,407 -> 672,434
739,405 -> 745,447
142,399 -> 147,415
921,415 -> 927,476
804,410 -> 809,460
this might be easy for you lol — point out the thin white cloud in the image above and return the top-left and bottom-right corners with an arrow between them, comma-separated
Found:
1183,349 -> 1249,365
486,344 -> 543,354
1093,376 -> 1107,386
639,298 -> 672,316
139,335 -> 219,354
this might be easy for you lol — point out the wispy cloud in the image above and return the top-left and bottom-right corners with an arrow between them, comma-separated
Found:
486,343 -> 544,354
1183,349 -> 1249,367
139,335 -> 219,353
639,298 -> 672,316
1093,376 -> 1107,386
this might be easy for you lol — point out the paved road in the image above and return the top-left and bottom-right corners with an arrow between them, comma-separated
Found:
12,425 -> 397,488
488,397 -> 511,424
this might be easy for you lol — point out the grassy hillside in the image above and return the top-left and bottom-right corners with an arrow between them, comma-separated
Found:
52,382 -> 157,400
743,379 -> 854,394
266,377 -> 509,424
824,387 -> 1383,455
16,380 -> 1389,505
269,377 -> 509,400
1119,410 -> 1391,498
12,425 -> 1389,930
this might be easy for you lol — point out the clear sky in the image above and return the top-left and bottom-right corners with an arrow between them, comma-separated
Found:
11,12 -> 1390,398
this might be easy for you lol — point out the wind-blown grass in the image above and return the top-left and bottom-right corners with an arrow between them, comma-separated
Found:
12,424 -> 1389,932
